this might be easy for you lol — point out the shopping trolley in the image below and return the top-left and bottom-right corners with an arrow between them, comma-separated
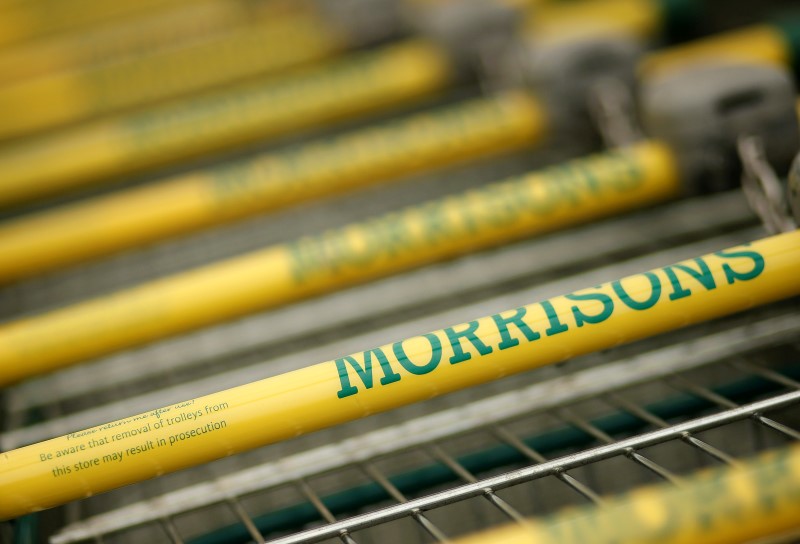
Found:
2,0 -> 800,542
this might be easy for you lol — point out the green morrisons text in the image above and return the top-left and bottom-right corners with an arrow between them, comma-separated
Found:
334,245 -> 764,398
287,150 -> 645,284
206,94 -> 524,206
121,45 -> 415,155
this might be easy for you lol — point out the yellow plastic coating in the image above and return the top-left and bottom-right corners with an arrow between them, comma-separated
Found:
0,0 -> 679,206
0,39 -> 453,208
451,444 -> 800,544
0,142 -> 680,381
531,0 -> 662,41
1,230 -> 798,519
409,0 -> 545,8
0,91 -> 544,282
0,0 -> 192,48
640,24 -> 792,78
0,8 -> 346,140
0,0 -> 290,84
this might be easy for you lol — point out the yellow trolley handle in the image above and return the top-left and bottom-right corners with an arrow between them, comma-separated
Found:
0,229 -> 798,520
0,0 -> 193,48
0,0 -> 721,280
0,6 -> 348,141
0,141 -> 681,383
2,49 -> 795,380
451,443 -> 800,544
640,16 -> 800,78
0,0 -> 343,86
0,0 -> 691,208
0,90 -> 545,283
0,39 -> 453,209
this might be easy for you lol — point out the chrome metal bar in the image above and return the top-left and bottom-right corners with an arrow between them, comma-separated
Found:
680,435 -> 739,466
492,424 -> 603,504
671,374 -> 800,441
158,518 -> 184,544
755,418 -> 800,441
266,392 -> 800,544
669,376 -> 738,409
554,471 -> 605,505
362,464 -> 451,543
605,388 -> 737,466
226,497 -> 265,544
730,360 -> 800,390
412,512 -> 452,544
627,451 -> 683,485
427,444 -> 528,522
298,480 -> 337,524
297,480 -> 358,544
560,405 -> 681,484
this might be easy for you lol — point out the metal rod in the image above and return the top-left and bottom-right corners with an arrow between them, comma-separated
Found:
225,498 -> 265,544
493,424 -> 604,504
362,463 -> 452,542
671,373 -> 800,441
265,392 -> 800,544
559,405 -> 681,484
428,444 -> 528,522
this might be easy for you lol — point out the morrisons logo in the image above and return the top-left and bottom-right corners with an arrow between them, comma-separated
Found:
333,245 -> 765,399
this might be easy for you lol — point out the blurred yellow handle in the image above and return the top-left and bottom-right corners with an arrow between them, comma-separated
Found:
0,141 -> 678,381
0,91 -> 542,282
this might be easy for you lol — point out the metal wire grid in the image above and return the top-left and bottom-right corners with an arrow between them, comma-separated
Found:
46,306 -> 800,544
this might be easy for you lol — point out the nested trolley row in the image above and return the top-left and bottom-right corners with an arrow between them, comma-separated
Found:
2,0 -> 800,542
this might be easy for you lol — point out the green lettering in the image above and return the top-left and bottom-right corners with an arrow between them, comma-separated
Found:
540,300 -> 569,336
752,448 -> 800,512
663,258 -> 717,300
715,245 -> 765,284
605,150 -> 644,190
326,228 -> 374,270
335,348 -> 402,399
210,162 -> 252,201
491,307 -> 541,350
690,469 -> 740,531
393,333 -> 443,375
565,289 -> 614,326
377,213 -> 412,258
613,272 -> 662,311
527,172 -> 558,215
286,238 -> 325,283
420,200 -> 453,244
570,162 -> 601,196
480,182 -> 520,228
549,164 -> 593,207
458,191 -> 481,234
444,321 -> 493,364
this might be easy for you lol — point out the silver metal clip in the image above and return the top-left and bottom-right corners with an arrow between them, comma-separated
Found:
787,152 -> 800,227
738,136 -> 797,234
586,76 -> 644,148
403,0 -> 523,85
